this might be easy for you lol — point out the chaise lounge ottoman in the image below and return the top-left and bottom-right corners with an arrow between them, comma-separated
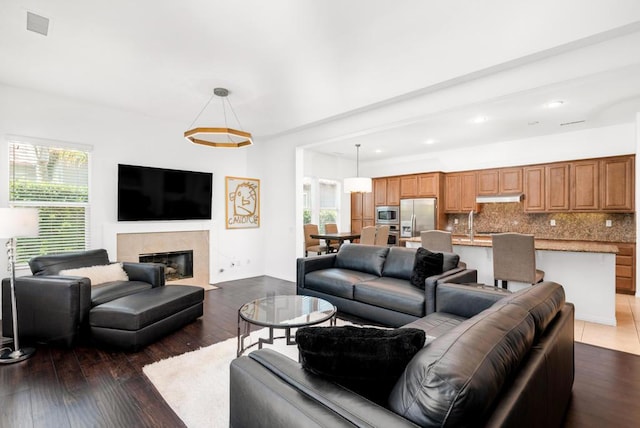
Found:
89,285 -> 204,351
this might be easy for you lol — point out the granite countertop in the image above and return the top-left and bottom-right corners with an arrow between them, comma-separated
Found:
402,235 -> 620,253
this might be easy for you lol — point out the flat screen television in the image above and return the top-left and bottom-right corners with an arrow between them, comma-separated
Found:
117,164 -> 213,221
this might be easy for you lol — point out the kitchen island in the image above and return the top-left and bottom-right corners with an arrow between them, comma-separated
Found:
405,236 -> 619,325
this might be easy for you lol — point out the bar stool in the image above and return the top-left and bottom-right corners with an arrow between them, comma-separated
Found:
491,233 -> 544,289
375,225 -> 390,246
359,226 -> 376,245
420,230 -> 453,253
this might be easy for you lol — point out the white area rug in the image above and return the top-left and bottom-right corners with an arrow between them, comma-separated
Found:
143,321 -> 347,427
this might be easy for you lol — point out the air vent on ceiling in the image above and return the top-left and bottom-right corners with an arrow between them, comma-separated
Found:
26,11 -> 50,36
560,120 -> 586,127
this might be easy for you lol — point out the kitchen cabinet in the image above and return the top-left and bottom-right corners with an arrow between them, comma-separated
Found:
615,243 -> 636,294
350,191 -> 374,235
477,170 -> 499,195
400,175 -> 418,198
523,166 -> 545,212
444,172 -> 477,213
374,177 -> 400,206
545,163 -> 570,211
499,168 -> 523,194
418,173 -> 439,197
477,168 -> 521,195
601,156 -> 634,212
571,160 -> 599,211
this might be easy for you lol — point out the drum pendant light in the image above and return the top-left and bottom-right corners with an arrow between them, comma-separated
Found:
343,144 -> 372,193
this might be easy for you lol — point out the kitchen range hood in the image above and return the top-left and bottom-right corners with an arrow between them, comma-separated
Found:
475,193 -> 524,204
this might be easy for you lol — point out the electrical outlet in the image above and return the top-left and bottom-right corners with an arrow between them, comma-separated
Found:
454,218 -> 459,225
550,219 -> 556,226
606,219 -> 612,227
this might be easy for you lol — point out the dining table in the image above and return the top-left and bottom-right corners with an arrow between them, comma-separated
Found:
310,231 -> 361,252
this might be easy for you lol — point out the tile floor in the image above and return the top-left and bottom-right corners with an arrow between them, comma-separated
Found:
575,293 -> 640,355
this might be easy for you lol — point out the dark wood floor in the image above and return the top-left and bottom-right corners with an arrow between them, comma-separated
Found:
1,276 -> 639,427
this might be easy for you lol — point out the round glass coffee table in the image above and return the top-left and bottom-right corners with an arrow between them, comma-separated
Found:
237,295 -> 336,357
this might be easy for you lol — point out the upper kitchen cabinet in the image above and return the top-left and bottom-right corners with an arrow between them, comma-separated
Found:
445,172 -> 477,213
477,170 -> 499,195
600,156 -> 634,212
478,168 -> 522,195
523,166 -> 545,212
400,175 -> 418,198
374,177 -> 400,206
499,168 -> 523,194
545,163 -> 570,211
571,160 -> 599,211
401,173 -> 440,198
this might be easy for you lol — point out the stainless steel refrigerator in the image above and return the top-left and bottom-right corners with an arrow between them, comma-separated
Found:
400,198 -> 437,238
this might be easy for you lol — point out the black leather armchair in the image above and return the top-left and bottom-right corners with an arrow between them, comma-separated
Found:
2,249 -> 164,347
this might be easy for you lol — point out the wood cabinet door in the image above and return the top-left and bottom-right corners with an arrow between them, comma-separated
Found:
418,174 -> 438,197
571,160 -> 599,211
374,178 -> 387,205
362,191 -> 374,221
477,170 -> 499,195
351,192 -> 363,220
601,156 -> 634,212
499,168 -> 523,194
460,172 -> 477,211
444,174 -> 461,212
545,163 -> 570,211
400,175 -> 418,198
387,177 -> 401,205
524,166 -> 545,212
351,219 -> 363,235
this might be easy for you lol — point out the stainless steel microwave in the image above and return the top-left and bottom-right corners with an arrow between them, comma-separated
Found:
375,206 -> 399,224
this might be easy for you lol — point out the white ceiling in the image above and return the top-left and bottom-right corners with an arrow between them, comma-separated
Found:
2,1 -> 640,160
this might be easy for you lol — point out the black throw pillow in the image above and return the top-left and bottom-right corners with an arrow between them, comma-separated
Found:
296,326 -> 426,406
410,247 -> 444,289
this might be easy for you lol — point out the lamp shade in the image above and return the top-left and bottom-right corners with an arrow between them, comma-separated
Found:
343,177 -> 372,193
0,208 -> 39,239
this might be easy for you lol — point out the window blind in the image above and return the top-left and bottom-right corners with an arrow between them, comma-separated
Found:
8,139 -> 90,266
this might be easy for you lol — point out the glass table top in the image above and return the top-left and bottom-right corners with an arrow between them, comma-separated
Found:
239,295 -> 336,328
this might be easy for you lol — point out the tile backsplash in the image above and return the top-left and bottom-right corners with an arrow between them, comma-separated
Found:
446,203 -> 636,243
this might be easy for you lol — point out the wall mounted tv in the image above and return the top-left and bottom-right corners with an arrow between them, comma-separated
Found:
118,164 -> 213,221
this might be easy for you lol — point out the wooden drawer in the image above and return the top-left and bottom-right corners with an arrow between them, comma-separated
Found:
616,277 -> 634,293
617,245 -> 634,256
616,265 -> 633,278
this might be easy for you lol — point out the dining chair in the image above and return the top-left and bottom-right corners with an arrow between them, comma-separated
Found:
491,233 -> 544,289
374,225 -> 390,246
325,223 -> 339,253
420,230 -> 453,253
359,226 -> 376,245
304,224 -> 328,256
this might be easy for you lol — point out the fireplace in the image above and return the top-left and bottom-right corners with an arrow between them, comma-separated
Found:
139,250 -> 194,282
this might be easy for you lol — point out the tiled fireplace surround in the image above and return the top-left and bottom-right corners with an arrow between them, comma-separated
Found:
114,229 -> 210,287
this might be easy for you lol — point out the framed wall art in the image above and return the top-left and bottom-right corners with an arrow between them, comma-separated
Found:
225,176 -> 260,229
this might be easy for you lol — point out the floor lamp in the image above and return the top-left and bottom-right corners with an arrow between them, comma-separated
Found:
0,207 -> 39,364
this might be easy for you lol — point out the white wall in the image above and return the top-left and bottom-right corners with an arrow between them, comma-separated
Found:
0,83 -> 264,284
363,123 -> 637,177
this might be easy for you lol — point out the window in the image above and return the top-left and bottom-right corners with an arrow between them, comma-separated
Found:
302,177 -> 340,233
8,137 -> 91,266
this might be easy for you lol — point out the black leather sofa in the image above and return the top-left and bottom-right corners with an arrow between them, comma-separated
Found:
230,281 -> 574,427
2,249 -> 204,350
297,244 -> 478,326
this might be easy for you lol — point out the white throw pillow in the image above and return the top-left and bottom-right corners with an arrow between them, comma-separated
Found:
60,263 -> 129,286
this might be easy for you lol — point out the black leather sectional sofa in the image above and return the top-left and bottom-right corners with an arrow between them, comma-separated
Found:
230,280 -> 574,427
296,244 -> 478,326
2,249 -> 204,350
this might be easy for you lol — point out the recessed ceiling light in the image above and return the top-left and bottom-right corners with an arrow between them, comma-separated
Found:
472,116 -> 488,124
528,121 -> 540,126
375,149 -> 382,154
546,100 -> 564,109
423,139 -> 436,145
